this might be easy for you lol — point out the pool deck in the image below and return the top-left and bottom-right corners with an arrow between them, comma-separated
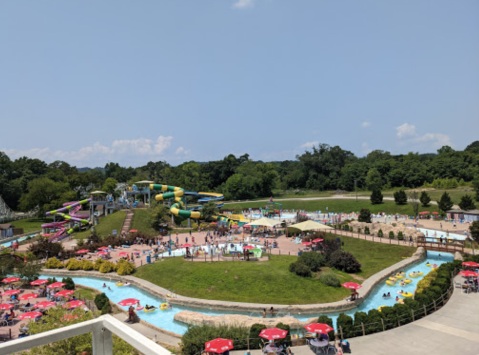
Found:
231,275 -> 479,355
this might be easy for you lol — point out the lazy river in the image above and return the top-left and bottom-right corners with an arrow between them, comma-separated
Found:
40,251 -> 452,335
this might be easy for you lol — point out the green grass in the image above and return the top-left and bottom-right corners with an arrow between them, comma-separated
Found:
7,217 -> 53,234
135,236 -> 416,304
130,209 -> 156,236
72,211 -> 126,239
74,288 -> 96,300
224,199 -> 439,215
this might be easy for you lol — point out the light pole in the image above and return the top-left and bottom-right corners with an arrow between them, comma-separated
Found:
354,179 -> 358,202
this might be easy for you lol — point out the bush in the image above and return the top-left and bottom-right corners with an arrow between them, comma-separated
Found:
275,323 -> 291,345
99,261 -> 116,273
397,231 -> 404,240
45,257 -> 64,269
342,224 -> 350,231
357,228 -> 362,234
322,238 -> 341,260
116,259 -> 136,275
66,258 -> 82,271
62,277 -> 75,290
389,231 -> 395,239
249,324 -> 267,349
394,190 -> 407,205
298,252 -> 326,272
319,273 -> 341,287
358,208 -> 371,223
289,261 -> 312,277
370,189 -> 383,205
81,260 -> 94,271
364,226 -> 370,235
377,229 -> 383,238
317,315 -> 335,340
420,191 -> 431,207
336,313 -> 354,338
94,293 -> 110,311
352,311 -> 369,335
182,324 -> 249,355
329,250 -> 361,273
94,258 -> 104,271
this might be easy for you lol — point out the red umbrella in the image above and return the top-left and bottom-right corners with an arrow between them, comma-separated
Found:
97,251 -> 108,256
61,314 -> 80,321
18,293 -> 39,300
459,271 -> 479,277
243,245 -> 255,250
259,328 -> 288,340
129,229 -> 138,233
55,290 -> 74,297
304,323 -> 334,334
30,279 -> 48,286
432,212 -> 439,214
117,252 -> 129,257
462,261 -> 479,267
64,300 -> 85,309
210,222 -> 217,225
419,211 -> 430,215
76,249 -> 90,254
342,282 -> 362,290
231,225 -> 239,228
181,244 -> 193,248
35,301 -> 56,308
47,282 -> 66,289
118,298 -> 140,307
98,247 -> 109,250
2,277 -> 20,283
312,238 -> 324,243
2,289 -> 21,296
18,311 -> 42,320
301,242 -> 312,246
0,303 -> 14,310
205,338 -> 234,353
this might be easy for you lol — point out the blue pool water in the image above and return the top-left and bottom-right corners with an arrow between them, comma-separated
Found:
418,228 -> 466,241
0,235 -> 35,248
40,251 -> 452,334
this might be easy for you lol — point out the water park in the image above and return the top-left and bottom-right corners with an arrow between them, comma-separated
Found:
1,180 -> 479,355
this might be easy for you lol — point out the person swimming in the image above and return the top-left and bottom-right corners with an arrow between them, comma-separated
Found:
103,283 -> 106,288
382,293 -> 387,298
387,292 -> 391,298
145,304 -> 156,310
395,296 -> 399,301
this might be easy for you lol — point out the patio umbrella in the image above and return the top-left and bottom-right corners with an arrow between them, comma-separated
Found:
259,328 -> 288,340
181,244 -> 193,248
205,338 -> 234,353
48,282 -> 66,289
18,311 -> 42,320
55,290 -> 74,297
2,277 -> 20,283
462,261 -> 479,268
210,222 -> 217,225
231,225 -> 239,228
129,229 -> 138,233
30,279 -> 48,286
35,301 -> 56,308
2,289 -> 21,297
97,251 -> 108,256
0,303 -> 14,310
76,249 -> 90,254
304,323 -> 334,334
419,211 -> 430,215
118,252 -> 128,257
432,212 -> 439,214
18,293 -> 39,301
118,298 -> 140,307
98,247 -> 109,250
64,300 -> 85,309
301,242 -> 312,246
458,271 -> 479,277
342,282 -> 362,290
243,245 -> 255,250
312,238 -> 324,243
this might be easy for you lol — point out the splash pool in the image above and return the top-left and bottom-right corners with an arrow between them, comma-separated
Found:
0,235 -> 35,248
41,251 -> 452,334
418,228 -> 467,241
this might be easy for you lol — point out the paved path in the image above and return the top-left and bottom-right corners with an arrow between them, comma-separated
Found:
232,276 -> 479,355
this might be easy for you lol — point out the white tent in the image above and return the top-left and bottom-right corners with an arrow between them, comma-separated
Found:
288,220 -> 332,231
245,217 -> 282,227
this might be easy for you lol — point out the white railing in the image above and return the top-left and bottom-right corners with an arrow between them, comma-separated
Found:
0,314 -> 171,355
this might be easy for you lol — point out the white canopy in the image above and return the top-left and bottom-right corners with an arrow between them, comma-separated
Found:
288,220 -> 332,231
245,217 -> 282,227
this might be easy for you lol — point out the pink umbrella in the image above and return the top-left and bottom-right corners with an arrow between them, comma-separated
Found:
259,328 -> 288,340
312,238 -> 324,243
2,277 -> 20,283
35,301 -> 56,308
304,323 -> 334,334
97,251 -> 108,256
301,241 -> 312,246
342,282 -> 362,290
205,338 -> 234,353
0,303 -> 14,310
47,282 -> 66,289
64,300 -> 85,309
18,311 -> 43,320
129,229 -> 138,233
98,247 -> 109,250
118,252 -> 128,257
118,298 -> 140,307
76,249 -> 90,254
55,290 -> 74,297
181,244 -> 193,248
243,245 -> 255,250
18,293 -> 39,301
231,225 -> 239,228
30,279 -> 48,286
2,289 -> 21,297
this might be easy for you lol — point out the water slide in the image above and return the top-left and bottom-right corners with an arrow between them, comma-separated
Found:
149,184 -> 230,224
43,199 -> 91,238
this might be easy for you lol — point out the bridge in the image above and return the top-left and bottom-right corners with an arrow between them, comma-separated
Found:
416,236 -> 465,254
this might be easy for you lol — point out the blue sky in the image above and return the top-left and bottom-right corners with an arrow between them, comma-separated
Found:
1,0 -> 478,167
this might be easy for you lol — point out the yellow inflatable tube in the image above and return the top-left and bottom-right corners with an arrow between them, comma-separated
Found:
378,306 -> 387,312
385,280 -> 396,286
144,307 -> 157,313
115,282 -> 124,287
404,278 -> 412,284
160,303 -> 169,310
402,292 -> 413,298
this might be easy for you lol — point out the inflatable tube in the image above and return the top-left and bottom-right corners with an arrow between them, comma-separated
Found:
404,278 -> 412,284
124,283 -> 131,287
378,306 -> 387,312
136,306 -> 144,311
402,292 -> 413,298
160,303 -> 169,310
144,307 -> 157,313
397,298 -> 404,304
386,280 -> 396,286
395,274 -> 404,279
426,263 -> 431,267
389,277 -> 397,281
115,282 -> 124,287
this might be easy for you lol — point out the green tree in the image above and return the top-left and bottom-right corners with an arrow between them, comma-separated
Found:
459,195 -> 476,211
393,190 -> 407,205
17,255 -> 42,282
148,203 -> 171,231
358,208 -> 371,223
472,176 -> 479,202
420,191 -> 431,207
370,189 -> 383,205
200,200 -> 220,222
102,177 -> 119,196
408,191 -> 420,217
437,192 -> 454,213
366,168 -> 383,191
470,221 -> 479,244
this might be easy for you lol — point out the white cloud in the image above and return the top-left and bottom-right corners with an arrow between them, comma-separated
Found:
1,135 -> 175,166
300,141 -> 318,149
232,0 -> 256,9
175,147 -> 191,155
361,142 -> 372,154
361,121 -> 371,128
396,123 -> 417,138
413,133 -> 452,147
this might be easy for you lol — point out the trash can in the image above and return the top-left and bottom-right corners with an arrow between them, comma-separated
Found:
146,255 -> 151,264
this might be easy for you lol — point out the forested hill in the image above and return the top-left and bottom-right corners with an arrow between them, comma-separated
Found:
1,141 -> 478,212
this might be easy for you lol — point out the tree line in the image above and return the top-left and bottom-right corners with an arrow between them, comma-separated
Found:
1,140 -> 479,213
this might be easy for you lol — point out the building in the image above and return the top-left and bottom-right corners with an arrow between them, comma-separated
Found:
0,223 -> 14,239
447,209 -> 479,222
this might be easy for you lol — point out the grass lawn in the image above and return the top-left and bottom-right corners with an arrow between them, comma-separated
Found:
224,199 -> 439,215
8,217 -> 53,234
75,288 -> 96,300
135,237 -> 416,304
72,211 -> 126,239
130,209 -> 156,236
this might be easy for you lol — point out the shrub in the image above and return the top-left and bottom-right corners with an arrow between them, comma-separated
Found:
364,226 -> 370,235
420,191 -> 431,207
65,258 -> 82,270
370,189 -> 383,205
366,309 -> 383,334
336,313 -> 354,338
81,260 -> 94,271
394,190 -> 407,205
389,231 -> 395,239
289,261 -> 312,277
352,311 -> 369,335
45,257 -> 64,269
298,252 -> 326,272
342,224 -> 349,231
317,315 -> 335,340
116,259 -> 136,275
249,324 -> 267,349
377,229 -> 384,238
322,238 -> 341,260
99,261 -> 116,273
275,323 -> 291,345
357,228 -> 362,234
319,273 -> 341,287
182,324 -> 249,355
358,208 -> 371,223
94,258 -> 104,271
397,231 -> 404,240
62,277 -> 75,290
94,293 -> 110,311
329,250 -> 361,273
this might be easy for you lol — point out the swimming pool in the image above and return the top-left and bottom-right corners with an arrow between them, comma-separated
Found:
248,213 -> 296,220
159,243 -> 262,257
417,228 -> 467,241
0,235 -> 35,248
40,251 -> 452,334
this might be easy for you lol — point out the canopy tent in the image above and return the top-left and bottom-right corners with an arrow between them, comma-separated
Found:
134,180 -> 154,184
246,217 -> 282,228
288,220 -> 332,231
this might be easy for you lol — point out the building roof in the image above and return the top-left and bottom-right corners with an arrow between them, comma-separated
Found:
448,209 -> 479,215
0,224 -> 14,230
